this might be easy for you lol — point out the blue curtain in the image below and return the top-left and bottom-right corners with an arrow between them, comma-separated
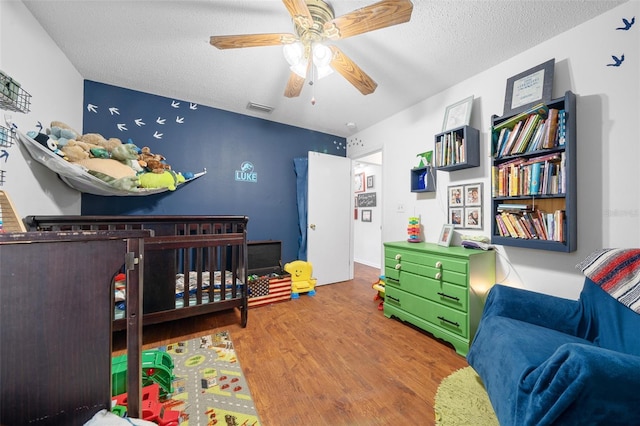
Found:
293,157 -> 308,260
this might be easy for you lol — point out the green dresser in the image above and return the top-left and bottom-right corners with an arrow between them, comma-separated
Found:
383,241 -> 495,356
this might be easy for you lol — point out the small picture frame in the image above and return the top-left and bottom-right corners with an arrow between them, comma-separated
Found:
464,183 -> 482,207
361,209 -> 372,222
354,172 -> 365,193
503,58 -> 555,116
438,224 -> 454,247
366,175 -> 374,189
465,207 -> 482,229
448,186 -> 464,206
449,207 -> 463,228
442,95 -> 474,131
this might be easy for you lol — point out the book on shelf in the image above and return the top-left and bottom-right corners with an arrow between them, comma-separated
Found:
542,108 -> 559,149
493,103 -> 569,159
435,130 -> 465,167
495,208 -> 565,242
557,109 -> 566,146
493,103 -> 549,133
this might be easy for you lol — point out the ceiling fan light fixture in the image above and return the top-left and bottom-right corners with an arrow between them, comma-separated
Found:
283,41 -> 304,66
312,43 -> 332,67
290,62 -> 308,78
315,64 -> 334,79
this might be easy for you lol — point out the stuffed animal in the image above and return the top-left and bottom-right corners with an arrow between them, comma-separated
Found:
111,143 -> 144,173
284,260 -> 317,298
60,140 -> 90,162
139,170 -> 185,191
80,133 -> 123,153
138,146 -> 171,174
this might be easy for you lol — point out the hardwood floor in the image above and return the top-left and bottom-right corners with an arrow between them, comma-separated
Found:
114,262 -> 469,425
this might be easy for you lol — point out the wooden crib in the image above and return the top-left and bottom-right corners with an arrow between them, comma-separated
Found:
24,215 -> 249,331
0,230 -> 148,425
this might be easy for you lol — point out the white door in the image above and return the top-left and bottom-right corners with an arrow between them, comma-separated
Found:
307,151 -> 353,286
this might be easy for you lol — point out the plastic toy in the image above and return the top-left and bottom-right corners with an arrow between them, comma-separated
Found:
112,383 -> 181,426
112,349 -> 175,398
407,216 -> 421,242
284,260 -> 317,299
372,275 -> 386,310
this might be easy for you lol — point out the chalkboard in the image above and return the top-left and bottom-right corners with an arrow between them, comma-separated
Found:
357,192 -> 376,207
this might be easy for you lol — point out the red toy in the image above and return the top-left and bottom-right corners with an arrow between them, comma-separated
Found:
112,383 -> 181,426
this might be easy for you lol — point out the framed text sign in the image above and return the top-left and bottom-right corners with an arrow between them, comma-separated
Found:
503,58 -> 554,116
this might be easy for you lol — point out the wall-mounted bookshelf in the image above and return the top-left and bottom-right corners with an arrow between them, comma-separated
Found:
490,91 -> 576,252
434,125 -> 480,171
410,165 -> 436,193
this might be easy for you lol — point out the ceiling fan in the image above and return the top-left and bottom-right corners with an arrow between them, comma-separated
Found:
209,0 -> 414,98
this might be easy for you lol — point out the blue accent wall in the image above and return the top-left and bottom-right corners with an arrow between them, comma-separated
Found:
81,80 -> 346,264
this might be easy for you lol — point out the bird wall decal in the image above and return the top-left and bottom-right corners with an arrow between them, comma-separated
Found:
607,54 -> 625,67
616,16 -> 635,30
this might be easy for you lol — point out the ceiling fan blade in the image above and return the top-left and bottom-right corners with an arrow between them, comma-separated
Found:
284,72 -> 306,98
329,46 -> 377,95
284,57 -> 311,98
282,0 -> 313,29
323,0 -> 413,40
210,33 -> 297,49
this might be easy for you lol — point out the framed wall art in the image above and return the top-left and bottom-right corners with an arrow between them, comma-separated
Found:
354,172 -> 365,193
448,182 -> 484,229
442,95 -> 474,131
438,224 -> 454,247
361,209 -> 372,222
367,175 -> 374,188
503,58 -> 555,116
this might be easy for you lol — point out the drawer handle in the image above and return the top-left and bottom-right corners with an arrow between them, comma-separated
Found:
437,292 -> 460,302
438,316 -> 459,327
395,264 -> 401,270
395,254 -> 401,260
434,272 -> 442,280
435,261 -> 442,268
387,295 -> 400,305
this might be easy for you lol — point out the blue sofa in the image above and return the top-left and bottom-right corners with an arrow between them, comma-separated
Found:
467,277 -> 640,425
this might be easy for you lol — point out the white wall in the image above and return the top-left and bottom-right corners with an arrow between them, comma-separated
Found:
1,0 -> 83,217
354,162 -> 382,268
348,2 -> 640,300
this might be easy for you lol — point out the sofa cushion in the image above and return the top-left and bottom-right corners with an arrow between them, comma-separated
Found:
578,278 -> 640,356
468,315 -> 594,422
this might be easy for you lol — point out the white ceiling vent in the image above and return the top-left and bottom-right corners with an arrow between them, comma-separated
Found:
246,102 -> 274,114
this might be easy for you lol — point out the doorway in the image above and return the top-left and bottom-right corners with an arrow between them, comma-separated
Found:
353,150 -> 382,269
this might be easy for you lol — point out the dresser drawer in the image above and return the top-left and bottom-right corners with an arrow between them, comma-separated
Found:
386,287 -> 468,338
399,261 -> 467,287
398,271 -> 467,311
384,247 -> 467,274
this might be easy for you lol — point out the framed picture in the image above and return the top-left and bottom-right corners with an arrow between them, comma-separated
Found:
448,185 -> 464,207
366,175 -> 374,188
354,172 -> 365,193
464,183 -> 482,207
465,207 -> 482,229
438,224 -> 454,247
357,192 -> 376,208
442,95 -> 474,131
449,207 -> 463,228
503,58 -> 555,116
361,209 -> 372,222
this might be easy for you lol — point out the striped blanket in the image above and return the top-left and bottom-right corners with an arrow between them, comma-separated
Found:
576,249 -> 640,313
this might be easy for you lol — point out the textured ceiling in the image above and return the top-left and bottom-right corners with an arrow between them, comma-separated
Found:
23,0 -> 626,137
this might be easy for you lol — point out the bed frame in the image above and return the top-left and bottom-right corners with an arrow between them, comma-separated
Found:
0,230 -> 148,425
24,215 -> 249,331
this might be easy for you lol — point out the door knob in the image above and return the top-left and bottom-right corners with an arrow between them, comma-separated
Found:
310,224 -> 316,230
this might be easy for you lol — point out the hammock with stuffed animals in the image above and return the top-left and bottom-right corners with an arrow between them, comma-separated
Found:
14,128 -> 206,196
